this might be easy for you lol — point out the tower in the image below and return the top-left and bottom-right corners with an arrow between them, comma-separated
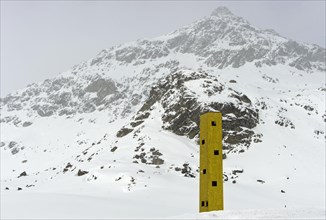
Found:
199,112 -> 223,212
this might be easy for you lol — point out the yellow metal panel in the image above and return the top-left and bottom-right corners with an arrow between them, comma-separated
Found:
199,112 -> 223,212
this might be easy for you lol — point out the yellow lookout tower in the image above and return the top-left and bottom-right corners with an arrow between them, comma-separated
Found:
199,112 -> 223,212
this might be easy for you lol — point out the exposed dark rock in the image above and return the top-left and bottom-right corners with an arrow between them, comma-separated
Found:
304,105 -> 314,111
130,121 -> 144,127
8,141 -> 17,149
262,74 -> 279,83
223,174 -> 229,182
134,112 -> 150,121
275,116 -> 295,129
58,109 -> 75,116
18,171 -> 27,178
81,102 -> 96,113
224,130 -> 254,151
175,167 -> 181,172
22,122 -> 33,127
11,147 -> 20,155
232,169 -> 244,175
131,94 -> 142,106
133,147 -> 164,165
85,78 -> 117,100
151,157 -> 164,165
63,163 -> 73,173
37,108 -> 54,117
90,56 -> 103,66
52,92 -> 72,106
175,163 -> 195,178
111,146 -> 118,152
116,127 -> 134,137
77,169 -> 89,176
115,40 -> 169,64
238,94 -> 251,104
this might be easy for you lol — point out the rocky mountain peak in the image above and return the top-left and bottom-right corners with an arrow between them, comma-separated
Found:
211,6 -> 234,17
74,6 -> 325,73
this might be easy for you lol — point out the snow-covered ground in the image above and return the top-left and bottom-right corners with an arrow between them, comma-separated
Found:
1,7 -> 325,220
1,97 -> 325,218
2,193 -> 325,219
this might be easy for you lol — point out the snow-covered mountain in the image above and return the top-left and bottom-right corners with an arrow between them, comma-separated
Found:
1,7 -> 325,219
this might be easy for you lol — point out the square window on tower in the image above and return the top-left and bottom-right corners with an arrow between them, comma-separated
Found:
212,181 -> 217,187
212,121 -> 216,126
214,150 -> 219,155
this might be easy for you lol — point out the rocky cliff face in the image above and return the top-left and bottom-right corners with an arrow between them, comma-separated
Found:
118,70 -> 260,154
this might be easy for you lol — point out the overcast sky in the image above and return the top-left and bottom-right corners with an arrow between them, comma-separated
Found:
1,1 -> 325,97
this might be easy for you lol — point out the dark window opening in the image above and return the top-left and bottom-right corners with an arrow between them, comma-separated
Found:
206,201 -> 208,207
214,150 -> 219,155
203,169 -> 206,174
201,201 -> 205,207
211,121 -> 216,126
212,181 -> 217,187
202,139 -> 205,145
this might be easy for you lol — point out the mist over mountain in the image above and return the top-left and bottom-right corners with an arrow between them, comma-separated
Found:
1,7 -> 325,219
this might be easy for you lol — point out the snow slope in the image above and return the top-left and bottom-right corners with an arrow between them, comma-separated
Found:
2,192 -> 325,219
1,6 -> 325,219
